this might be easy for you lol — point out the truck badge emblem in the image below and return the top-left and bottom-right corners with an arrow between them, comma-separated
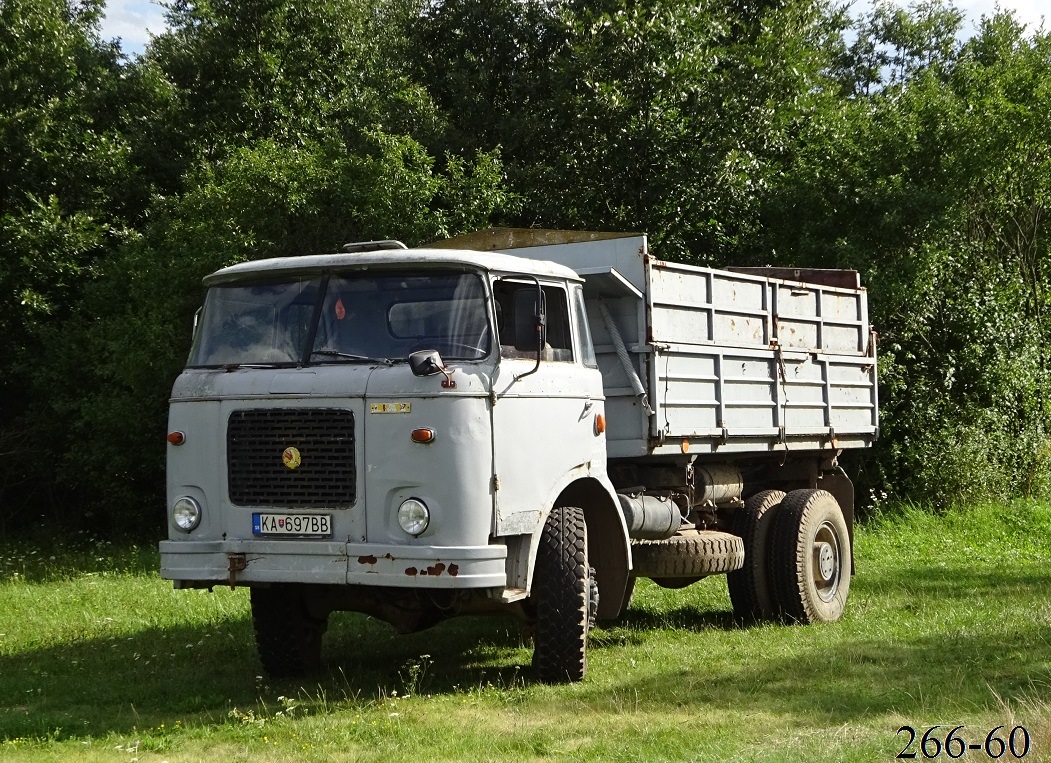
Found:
281,446 -> 302,469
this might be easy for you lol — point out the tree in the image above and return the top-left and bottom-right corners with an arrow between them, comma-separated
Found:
0,0 -> 133,531
12,0 -> 511,532
754,5 -> 1051,504
411,0 -> 843,261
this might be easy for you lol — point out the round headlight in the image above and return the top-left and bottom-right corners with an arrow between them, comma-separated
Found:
397,498 -> 430,536
172,496 -> 202,532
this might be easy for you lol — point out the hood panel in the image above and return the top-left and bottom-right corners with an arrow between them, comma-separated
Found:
171,365 -> 376,401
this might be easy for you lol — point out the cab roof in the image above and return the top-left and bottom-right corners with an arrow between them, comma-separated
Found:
203,247 -> 581,286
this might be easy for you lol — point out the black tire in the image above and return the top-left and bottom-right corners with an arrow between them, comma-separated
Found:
728,489 -> 786,623
532,505 -> 592,683
251,584 -> 328,678
769,489 -> 851,624
631,531 -> 744,579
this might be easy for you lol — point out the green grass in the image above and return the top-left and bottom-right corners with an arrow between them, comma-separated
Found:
2,503 -> 1050,762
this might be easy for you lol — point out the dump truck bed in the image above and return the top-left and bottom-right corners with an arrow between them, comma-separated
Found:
474,231 -> 878,460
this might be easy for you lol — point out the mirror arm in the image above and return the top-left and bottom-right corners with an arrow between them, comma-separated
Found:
515,277 -> 546,382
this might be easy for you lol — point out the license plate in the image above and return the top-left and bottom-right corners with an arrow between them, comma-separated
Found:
252,513 -> 332,537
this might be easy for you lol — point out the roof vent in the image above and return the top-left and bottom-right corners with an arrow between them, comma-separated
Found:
342,239 -> 408,253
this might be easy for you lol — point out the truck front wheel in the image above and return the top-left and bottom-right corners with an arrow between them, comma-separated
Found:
532,505 -> 593,683
250,584 -> 328,678
769,489 -> 851,624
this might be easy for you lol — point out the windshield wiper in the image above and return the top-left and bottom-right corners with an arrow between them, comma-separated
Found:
220,362 -> 298,372
311,349 -> 394,366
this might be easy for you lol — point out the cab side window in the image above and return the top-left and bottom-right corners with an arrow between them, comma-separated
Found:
573,286 -> 598,368
494,281 -> 573,362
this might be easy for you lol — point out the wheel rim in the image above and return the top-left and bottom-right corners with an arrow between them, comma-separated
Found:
587,568 -> 600,630
811,520 -> 842,603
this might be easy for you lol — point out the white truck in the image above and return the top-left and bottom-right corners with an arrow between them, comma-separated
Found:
160,229 -> 878,683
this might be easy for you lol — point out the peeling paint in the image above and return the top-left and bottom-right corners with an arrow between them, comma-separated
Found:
405,567 -> 418,576
357,555 -> 378,565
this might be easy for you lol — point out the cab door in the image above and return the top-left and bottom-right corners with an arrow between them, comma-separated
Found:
490,280 -> 606,538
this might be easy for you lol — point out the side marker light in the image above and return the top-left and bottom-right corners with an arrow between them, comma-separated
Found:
411,428 -> 436,444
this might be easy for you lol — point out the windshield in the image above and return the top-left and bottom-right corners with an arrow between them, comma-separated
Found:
188,271 -> 492,367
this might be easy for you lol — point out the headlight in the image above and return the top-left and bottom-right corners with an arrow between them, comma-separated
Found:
397,498 -> 430,536
172,496 -> 202,532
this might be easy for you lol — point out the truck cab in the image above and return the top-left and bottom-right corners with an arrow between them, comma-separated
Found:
161,243 -> 629,682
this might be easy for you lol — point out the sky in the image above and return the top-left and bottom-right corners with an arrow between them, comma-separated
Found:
101,0 -> 168,55
100,0 -> 1046,57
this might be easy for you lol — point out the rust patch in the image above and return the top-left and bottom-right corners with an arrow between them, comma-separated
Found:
448,564 -> 459,577
357,555 -> 378,565
405,567 -> 418,576
425,562 -> 446,577
227,553 -> 246,590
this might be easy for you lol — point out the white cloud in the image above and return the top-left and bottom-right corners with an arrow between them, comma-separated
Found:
99,0 -> 168,56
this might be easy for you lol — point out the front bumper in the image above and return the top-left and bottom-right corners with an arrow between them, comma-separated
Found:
159,539 -> 507,589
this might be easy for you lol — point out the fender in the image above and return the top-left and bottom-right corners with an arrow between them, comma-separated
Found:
508,464 -> 632,619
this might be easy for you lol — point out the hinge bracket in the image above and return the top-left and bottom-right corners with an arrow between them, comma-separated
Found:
227,553 -> 246,589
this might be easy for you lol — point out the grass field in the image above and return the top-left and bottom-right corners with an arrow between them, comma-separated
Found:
1,501 -> 1050,762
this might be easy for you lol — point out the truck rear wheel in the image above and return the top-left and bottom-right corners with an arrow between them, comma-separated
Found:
631,530 -> 744,579
728,489 -> 786,623
769,489 -> 851,624
532,505 -> 592,683
250,584 -> 328,678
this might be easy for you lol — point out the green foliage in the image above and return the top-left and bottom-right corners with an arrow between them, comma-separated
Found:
0,0 -> 122,361
833,0 -> 965,94
0,0 -> 511,532
754,4 -> 1051,505
413,0 -> 842,260
1,0 -> 1050,531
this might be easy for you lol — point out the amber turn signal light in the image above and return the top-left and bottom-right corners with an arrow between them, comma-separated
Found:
167,431 -> 186,445
410,428 -> 436,444
594,414 -> 606,435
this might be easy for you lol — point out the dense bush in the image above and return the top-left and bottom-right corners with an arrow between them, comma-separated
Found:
1,0 -> 1048,534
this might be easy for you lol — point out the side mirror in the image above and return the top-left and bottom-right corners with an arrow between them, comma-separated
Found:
408,349 -> 457,388
408,349 -> 445,377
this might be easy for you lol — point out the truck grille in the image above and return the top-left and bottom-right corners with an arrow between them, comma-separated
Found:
227,408 -> 356,508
